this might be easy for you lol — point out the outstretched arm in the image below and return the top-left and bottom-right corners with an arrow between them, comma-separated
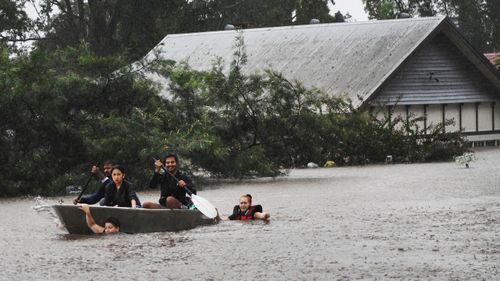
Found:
78,204 -> 105,233
253,212 -> 270,220
252,205 -> 270,220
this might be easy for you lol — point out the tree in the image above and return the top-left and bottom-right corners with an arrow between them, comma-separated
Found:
485,0 -> 500,52
295,0 -> 341,24
362,0 -> 500,52
363,0 -> 398,19
189,0 -> 297,29
0,44 -> 175,196
0,0 -> 32,53
30,0 -> 188,59
25,0 -> 346,60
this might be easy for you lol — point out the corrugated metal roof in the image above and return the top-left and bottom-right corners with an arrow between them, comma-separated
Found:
142,17 -> 446,107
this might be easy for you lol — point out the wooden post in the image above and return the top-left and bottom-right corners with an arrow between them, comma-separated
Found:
406,105 -> 410,124
442,104 -> 446,133
476,102 -> 479,132
388,105 -> 393,128
492,102 -> 495,131
459,103 -> 463,132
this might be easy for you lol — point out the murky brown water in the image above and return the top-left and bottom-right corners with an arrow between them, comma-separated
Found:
1,148 -> 500,280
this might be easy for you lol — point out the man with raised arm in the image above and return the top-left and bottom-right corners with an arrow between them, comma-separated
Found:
73,160 -> 114,205
142,153 -> 196,209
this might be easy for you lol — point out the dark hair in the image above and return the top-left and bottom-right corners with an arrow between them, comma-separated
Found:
240,194 -> 252,204
105,217 -> 120,228
111,164 -> 125,174
103,160 -> 115,166
164,153 -> 179,164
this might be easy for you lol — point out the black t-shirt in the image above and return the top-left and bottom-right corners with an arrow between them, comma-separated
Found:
149,170 -> 196,206
103,180 -> 139,207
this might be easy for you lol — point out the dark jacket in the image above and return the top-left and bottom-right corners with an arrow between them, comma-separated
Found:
79,178 -> 111,205
103,180 -> 141,207
149,170 -> 196,206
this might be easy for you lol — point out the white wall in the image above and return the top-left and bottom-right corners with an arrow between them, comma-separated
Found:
426,104 -> 443,132
478,103 -> 493,131
371,102 -> 500,136
445,104 -> 460,132
495,103 -> 500,131
372,106 -> 388,124
461,103 -> 476,132
408,105 -> 425,132
392,106 -> 407,130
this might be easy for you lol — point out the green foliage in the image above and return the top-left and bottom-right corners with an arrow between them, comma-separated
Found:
295,0 -> 340,24
22,0 -> 347,61
33,0 -> 189,59
363,0 -> 399,19
0,43 -> 172,196
0,0 -> 31,53
362,0 -> 500,52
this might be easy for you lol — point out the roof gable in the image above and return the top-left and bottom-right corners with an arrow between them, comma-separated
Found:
371,33 -> 499,105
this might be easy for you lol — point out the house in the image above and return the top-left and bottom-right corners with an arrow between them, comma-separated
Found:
141,17 -> 500,144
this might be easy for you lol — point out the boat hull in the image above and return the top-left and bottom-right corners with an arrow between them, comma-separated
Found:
53,205 -> 216,234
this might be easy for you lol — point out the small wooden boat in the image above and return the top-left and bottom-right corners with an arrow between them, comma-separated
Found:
53,205 -> 216,234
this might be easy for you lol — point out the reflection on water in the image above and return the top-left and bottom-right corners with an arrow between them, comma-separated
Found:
2,148 -> 500,280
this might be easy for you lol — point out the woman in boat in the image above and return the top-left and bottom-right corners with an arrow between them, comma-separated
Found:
78,204 -> 120,234
227,194 -> 270,220
103,165 -> 141,208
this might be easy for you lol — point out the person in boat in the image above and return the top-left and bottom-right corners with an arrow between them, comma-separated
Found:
78,204 -> 120,234
143,153 -> 196,209
73,160 -> 114,205
227,194 -> 270,221
103,165 -> 141,208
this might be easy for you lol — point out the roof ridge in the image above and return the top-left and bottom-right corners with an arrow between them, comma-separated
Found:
162,16 -> 446,39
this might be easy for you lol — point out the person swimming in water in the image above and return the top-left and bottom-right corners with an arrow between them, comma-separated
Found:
227,194 -> 270,221
78,204 -> 120,234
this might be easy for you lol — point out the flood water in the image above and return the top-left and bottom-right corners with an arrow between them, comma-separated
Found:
1,148 -> 500,280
